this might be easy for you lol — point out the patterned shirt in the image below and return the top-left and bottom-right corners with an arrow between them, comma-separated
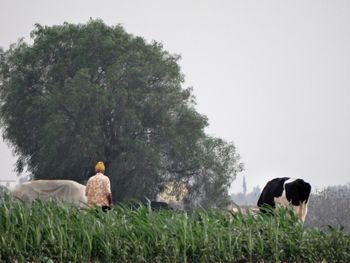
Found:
85,173 -> 111,207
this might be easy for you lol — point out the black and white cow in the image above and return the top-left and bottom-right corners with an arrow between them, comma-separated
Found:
257,177 -> 311,222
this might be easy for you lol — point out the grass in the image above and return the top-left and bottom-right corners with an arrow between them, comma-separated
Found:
0,197 -> 349,262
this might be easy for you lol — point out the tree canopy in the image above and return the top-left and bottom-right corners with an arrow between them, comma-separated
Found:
0,20 -> 243,207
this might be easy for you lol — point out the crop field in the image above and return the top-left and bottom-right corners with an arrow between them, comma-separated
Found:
0,198 -> 349,262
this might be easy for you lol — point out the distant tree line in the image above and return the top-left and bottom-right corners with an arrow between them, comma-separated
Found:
305,184 -> 350,232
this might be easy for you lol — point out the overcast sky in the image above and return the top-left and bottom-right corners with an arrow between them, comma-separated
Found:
0,0 -> 349,193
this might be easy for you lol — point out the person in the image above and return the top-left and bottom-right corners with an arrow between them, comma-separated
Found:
85,161 -> 112,211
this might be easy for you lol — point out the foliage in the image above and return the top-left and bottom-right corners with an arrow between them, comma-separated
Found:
0,199 -> 349,262
0,20 -> 242,207
0,186 -> 9,199
305,184 -> 350,232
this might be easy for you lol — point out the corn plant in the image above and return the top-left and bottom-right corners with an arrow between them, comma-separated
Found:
0,197 -> 349,262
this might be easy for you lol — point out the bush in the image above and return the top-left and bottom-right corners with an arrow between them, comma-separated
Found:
305,184 -> 350,232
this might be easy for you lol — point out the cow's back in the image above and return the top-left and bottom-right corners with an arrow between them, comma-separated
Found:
257,177 -> 290,209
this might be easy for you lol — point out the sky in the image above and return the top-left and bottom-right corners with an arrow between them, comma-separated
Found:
0,0 -> 349,193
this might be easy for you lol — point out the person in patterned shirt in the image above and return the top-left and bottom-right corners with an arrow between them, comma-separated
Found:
85,161 -> 112,211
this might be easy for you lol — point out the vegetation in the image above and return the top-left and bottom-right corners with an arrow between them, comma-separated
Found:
0,198 -> 349,262
0,20 -> 242,207
305,184 -> 350,232
0,186 -> 8,199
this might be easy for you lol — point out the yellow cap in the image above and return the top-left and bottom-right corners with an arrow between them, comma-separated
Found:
95,161 -> 105,173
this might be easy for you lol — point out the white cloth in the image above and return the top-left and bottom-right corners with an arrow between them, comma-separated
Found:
11,180 -> 87,206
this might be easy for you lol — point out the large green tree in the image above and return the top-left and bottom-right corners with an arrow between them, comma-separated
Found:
0,20 -> 242,207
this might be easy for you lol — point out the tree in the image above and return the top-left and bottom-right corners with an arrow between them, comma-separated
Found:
305,184 -> 350,232
0,20 -> 243,207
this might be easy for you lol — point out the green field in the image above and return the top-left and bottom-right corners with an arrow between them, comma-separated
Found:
0,198 -> 349,262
